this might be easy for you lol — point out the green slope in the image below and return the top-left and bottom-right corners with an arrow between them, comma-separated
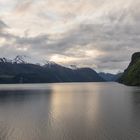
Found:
119,52 -> 140,86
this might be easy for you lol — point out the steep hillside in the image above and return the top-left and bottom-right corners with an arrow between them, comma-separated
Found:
119,52 -> 140,86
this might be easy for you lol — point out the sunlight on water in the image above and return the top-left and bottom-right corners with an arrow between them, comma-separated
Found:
0,83 -> 139,140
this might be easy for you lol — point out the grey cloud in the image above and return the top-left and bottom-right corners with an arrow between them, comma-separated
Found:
14,0 -> 34,13
0,20 -> 8,30
1,1 -> 140,73
0,19 -> 139,73
2,22 -> 139,72
16,35 -> 49,45
40,19 -> 140,72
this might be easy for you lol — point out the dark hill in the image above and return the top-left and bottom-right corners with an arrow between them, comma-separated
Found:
119,52 -> 140,86
0,60 -> 104,84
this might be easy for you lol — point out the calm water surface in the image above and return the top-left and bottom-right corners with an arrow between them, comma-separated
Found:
0,82 -> 139,140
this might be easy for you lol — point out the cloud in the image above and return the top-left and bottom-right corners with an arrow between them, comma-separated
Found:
14,0 -> 34,14
0,20 -> 9,30
0,0 -> 140,73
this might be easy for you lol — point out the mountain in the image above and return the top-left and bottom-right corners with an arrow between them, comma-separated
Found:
0,58 -> 104,84
119,52 -> 140,86
99,72 -> 122,81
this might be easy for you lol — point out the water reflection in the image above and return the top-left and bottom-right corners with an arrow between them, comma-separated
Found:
0,89 -> 53,140
0,83 -> 139,140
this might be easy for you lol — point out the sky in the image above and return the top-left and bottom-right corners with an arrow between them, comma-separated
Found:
0,0 -> 140,73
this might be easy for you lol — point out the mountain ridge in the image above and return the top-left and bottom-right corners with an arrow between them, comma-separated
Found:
99,72 -> 122,81
0,57 -> 105,83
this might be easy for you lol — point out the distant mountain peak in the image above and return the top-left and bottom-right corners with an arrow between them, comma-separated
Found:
0,57 -> 11,63
70,65 -> 78,70
13,55 -> 27,64
43,61 -> 59,68
0,55 -> 28,64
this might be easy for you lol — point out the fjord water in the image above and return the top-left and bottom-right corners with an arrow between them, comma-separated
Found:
0,83 -> 140,140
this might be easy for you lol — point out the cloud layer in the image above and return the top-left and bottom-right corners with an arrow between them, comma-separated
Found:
0,0 -> 140,73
